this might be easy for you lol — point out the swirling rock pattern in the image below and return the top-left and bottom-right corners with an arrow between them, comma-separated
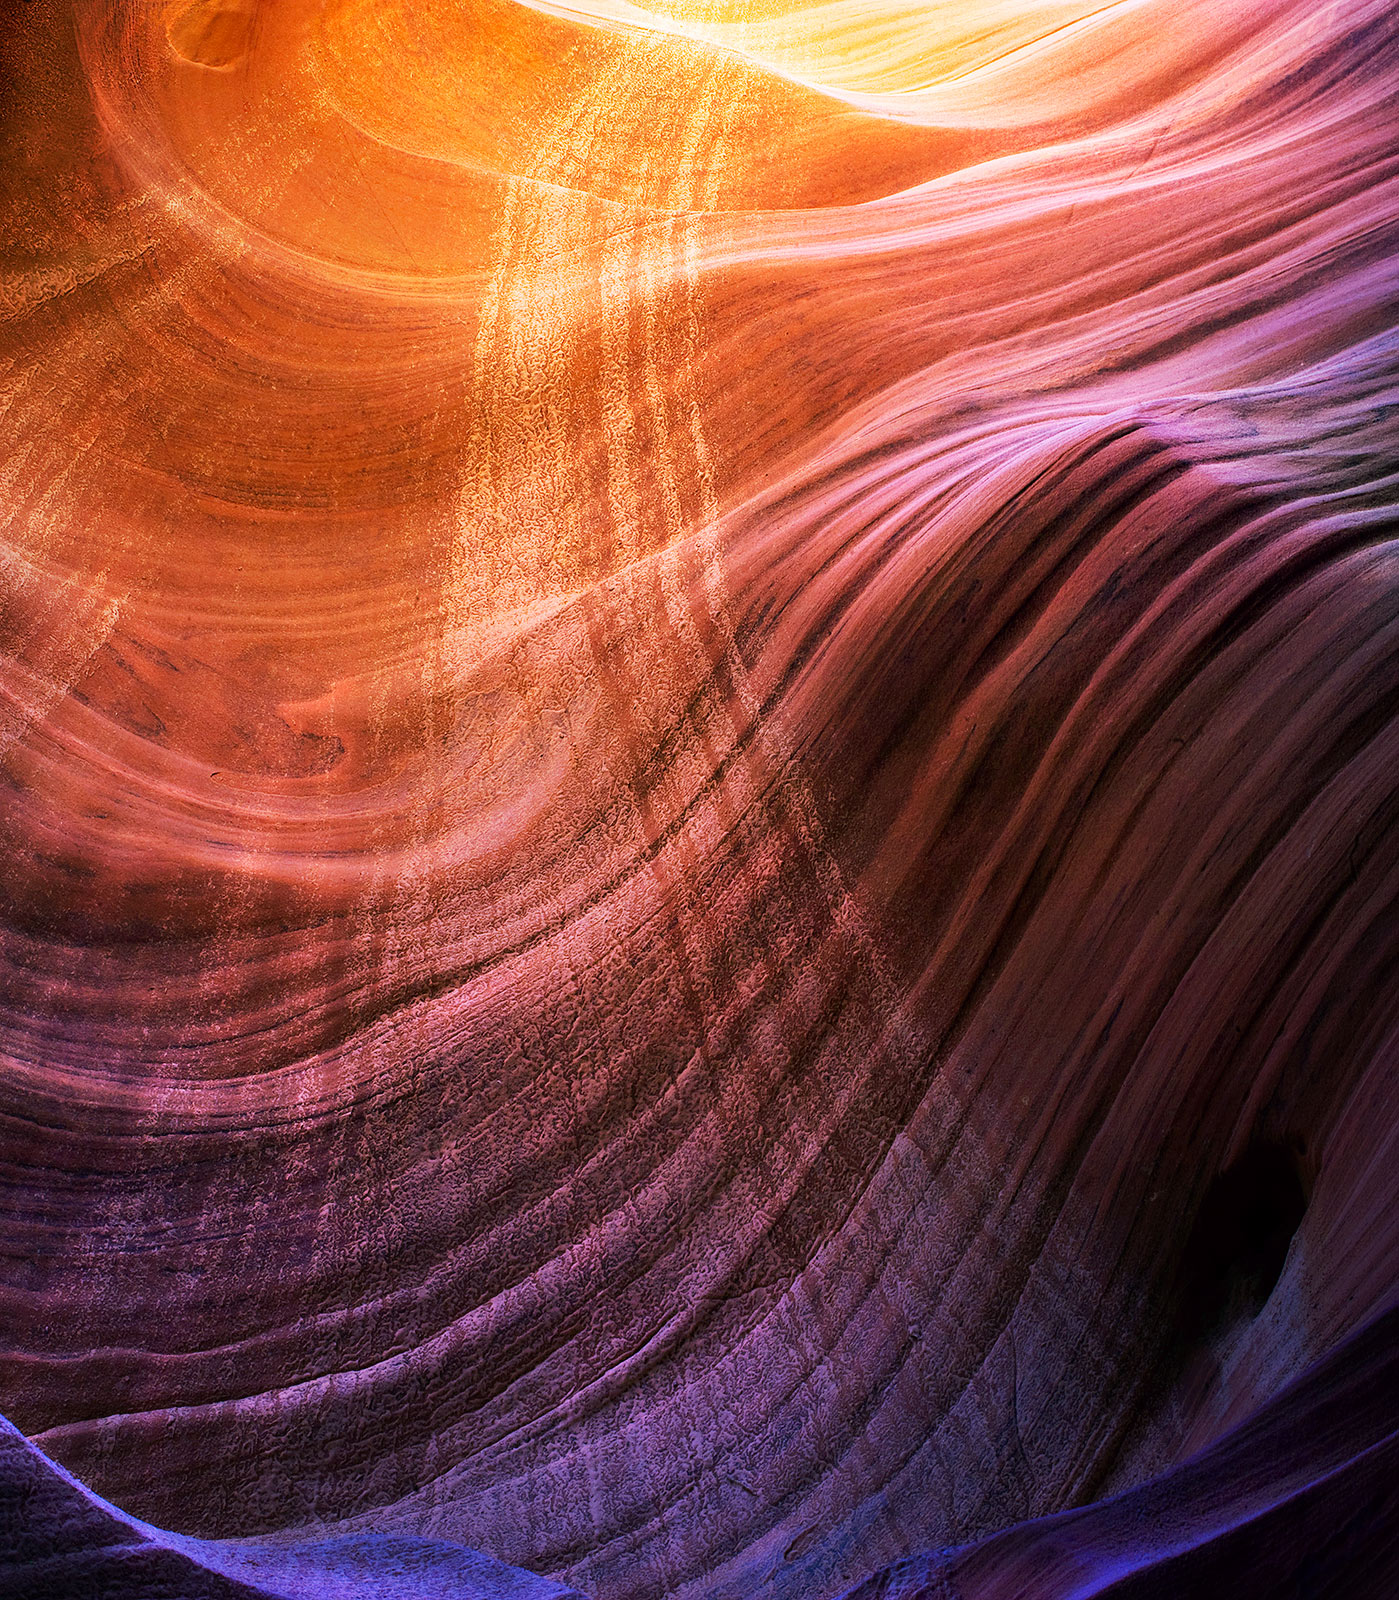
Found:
1,1 -> 1397,1597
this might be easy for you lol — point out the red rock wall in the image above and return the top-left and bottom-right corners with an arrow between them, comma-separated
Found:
1,2 -> 1397,1597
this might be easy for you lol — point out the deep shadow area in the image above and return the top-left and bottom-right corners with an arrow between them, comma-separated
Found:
1177,1142 -> 1310,1347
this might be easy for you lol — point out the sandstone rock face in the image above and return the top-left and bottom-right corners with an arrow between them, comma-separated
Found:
1,2 -> 1397,1597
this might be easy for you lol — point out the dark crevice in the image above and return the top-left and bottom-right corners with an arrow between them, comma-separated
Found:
1175,1142 -> 1310,1350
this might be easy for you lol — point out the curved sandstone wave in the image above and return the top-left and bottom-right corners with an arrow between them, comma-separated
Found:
1,1 -> 1397,1597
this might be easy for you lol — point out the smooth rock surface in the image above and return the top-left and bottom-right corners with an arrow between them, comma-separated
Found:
1,2 -> 1397,1598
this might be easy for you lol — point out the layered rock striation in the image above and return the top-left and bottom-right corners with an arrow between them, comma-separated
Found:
2,2 -> 1398,1597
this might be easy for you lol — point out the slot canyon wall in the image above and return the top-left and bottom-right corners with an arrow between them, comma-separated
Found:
1,0 -> 1398,1595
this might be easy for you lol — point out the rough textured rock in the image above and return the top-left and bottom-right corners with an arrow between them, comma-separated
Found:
1,1 -> 1397,1597
0,1415 -> 587,1600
